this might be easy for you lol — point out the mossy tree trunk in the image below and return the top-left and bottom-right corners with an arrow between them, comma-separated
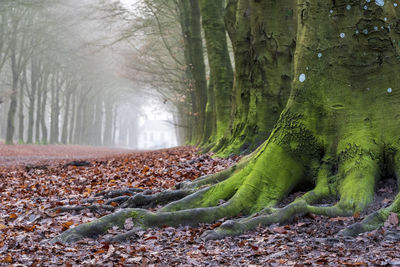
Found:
199,0 -> 234,148
178,0 -> 208,144
215,0 -> 296,156
52,0 -> 400,243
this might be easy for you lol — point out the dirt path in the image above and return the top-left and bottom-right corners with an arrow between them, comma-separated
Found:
0,144 -> 139,167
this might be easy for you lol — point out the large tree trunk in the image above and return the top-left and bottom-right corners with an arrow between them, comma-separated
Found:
199,0 -> 234,149
52,0 -> 400,243
178,0 -> 208,144
215,0 -> 296,156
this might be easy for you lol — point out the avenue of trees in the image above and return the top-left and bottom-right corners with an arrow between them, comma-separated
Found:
52,0 -> 400,243
0,0 -> 142,146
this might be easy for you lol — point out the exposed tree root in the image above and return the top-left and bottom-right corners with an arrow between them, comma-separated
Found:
94,188 -> 146,199
51,143 -> 302,243
50,130 -> 400,243
52,204 -> 116,213
176,148 -> 253,190
339,186 -> 400,237
119,189 -> 195,209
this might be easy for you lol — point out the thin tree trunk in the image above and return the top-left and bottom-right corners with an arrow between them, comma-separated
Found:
93,96 -> 103,146
69,92 -> 76,144
103,100 -> 113,146
27,58 -> 37,143
6,49 -> 19,144
40,85 -> 48,144
61,91 -> 71,144
18,70 -> 26,144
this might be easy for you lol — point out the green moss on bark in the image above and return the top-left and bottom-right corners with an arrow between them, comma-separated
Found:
215,0 -> 297,157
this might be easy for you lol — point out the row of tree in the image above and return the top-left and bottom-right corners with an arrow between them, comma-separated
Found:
0,0 -> 141,146
126,0 -> 296,156
54,0 -> 400,242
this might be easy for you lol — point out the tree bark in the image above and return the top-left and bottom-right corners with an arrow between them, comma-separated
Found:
216,0 -> 296,156
199,0 -> 234,148
178,0 -> 208,144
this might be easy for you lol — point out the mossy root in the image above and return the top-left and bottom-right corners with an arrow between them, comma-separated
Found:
202,169 -> 334,240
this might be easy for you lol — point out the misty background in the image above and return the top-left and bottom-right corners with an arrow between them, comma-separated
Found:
0,0 -> 186,150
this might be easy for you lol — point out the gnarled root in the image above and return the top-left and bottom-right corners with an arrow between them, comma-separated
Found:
204,144 -> 382,240
51,143 -> 302,243
59,153 -> 253,214
51,133 -> 395,243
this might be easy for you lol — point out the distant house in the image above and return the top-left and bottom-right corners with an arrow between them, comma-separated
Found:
137,120 -> 178,150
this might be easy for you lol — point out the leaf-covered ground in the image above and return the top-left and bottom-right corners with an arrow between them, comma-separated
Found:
0,146 -> 399,266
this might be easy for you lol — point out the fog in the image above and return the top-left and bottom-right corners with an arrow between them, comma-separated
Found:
0,0 -> 181,149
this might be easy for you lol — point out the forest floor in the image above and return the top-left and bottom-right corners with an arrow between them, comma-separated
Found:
0,146 -> 399,266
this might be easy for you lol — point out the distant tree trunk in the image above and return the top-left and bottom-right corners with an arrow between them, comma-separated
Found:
35,87 -> 41,143
6,47 -> 19,144
82,97 -> 94,145
74,94 -> 84,145
112,104 -> 118,146
92,96 -> 103,146
35,73 -> 48,143
27,58 -> 38,144
68,93 -> 76,144
61,91 -> 71,144
178,0 -> 208,144
54,80 -> 61,143
199,0 -> 234,149
103,99 -> 113,146
40,86 -> 48,144
50,75 -> 61,144
18,70 -> 26,144
79,100 -> 88,144
128,113 -> 139,148
49,75 -> 56,144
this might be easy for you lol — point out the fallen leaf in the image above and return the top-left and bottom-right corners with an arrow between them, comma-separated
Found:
8,214 -> 17,220
62,220 -> 74,231
386,212 -> 399,226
